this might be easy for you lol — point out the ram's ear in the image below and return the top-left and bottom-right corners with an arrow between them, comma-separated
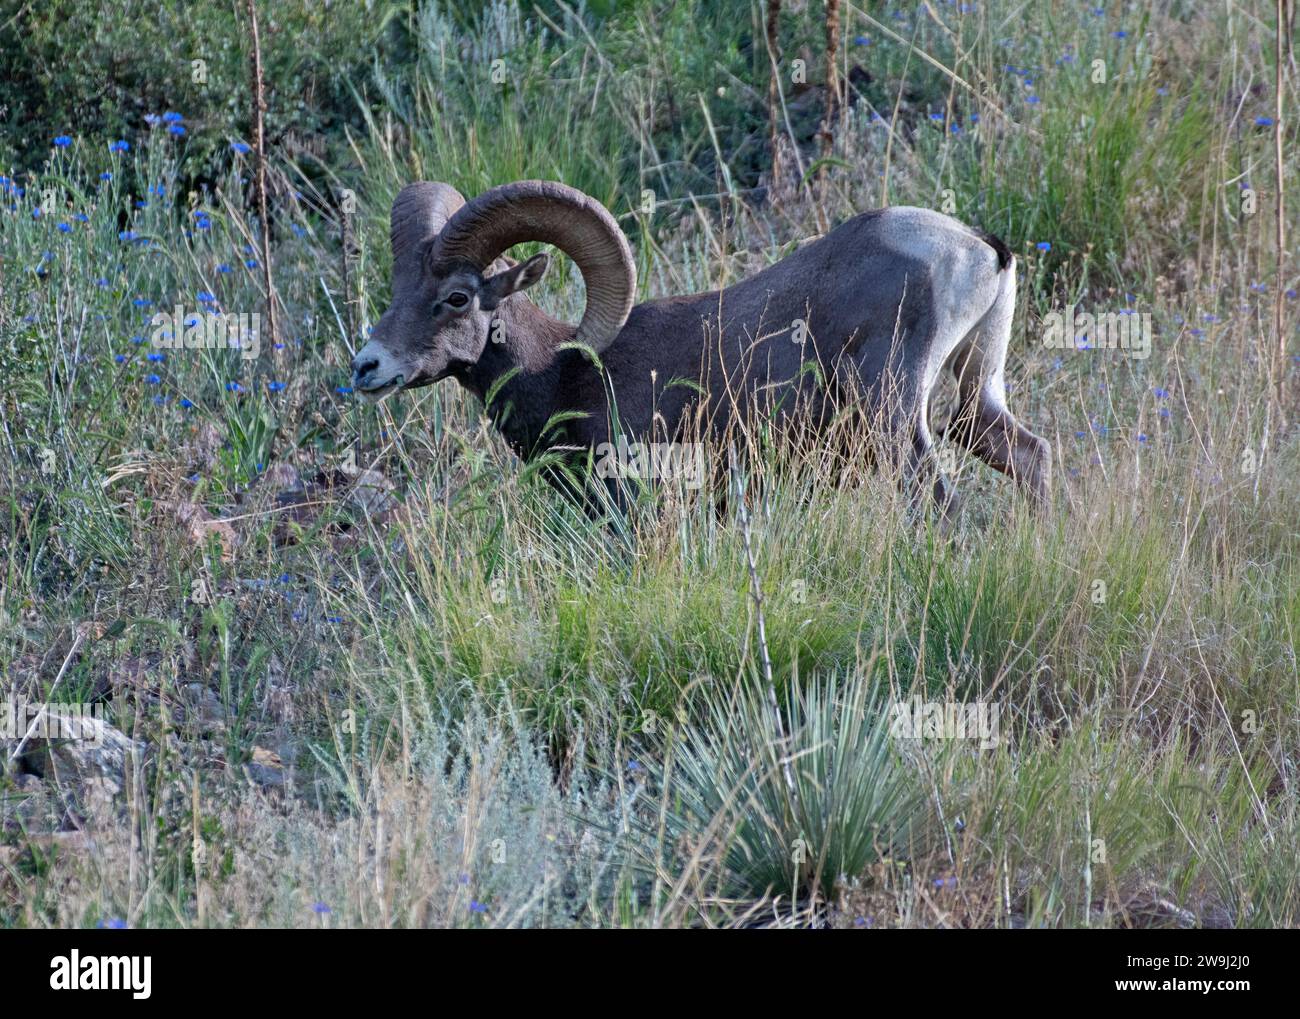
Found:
480,252 -> 550,309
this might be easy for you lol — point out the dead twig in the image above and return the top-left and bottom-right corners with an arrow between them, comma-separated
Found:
245,0 -> 280,354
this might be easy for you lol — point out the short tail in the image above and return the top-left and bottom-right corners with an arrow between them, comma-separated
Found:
973,228 -> 1013,271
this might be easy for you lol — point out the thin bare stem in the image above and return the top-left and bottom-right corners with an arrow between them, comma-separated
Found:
766,0 -> 785,197
245,0 -> 279,353
729,445 -> 796,798
1273,0 -> 1293,419
819,0 -> 842,218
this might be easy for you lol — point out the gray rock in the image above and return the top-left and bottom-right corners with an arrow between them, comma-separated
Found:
179,683 -> 226,734
347,468 -> 397,516
12,712 -> 144,817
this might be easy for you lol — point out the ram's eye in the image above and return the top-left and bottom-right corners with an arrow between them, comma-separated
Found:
445,292 -> 470,309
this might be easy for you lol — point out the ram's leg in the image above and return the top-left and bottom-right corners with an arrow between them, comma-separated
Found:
859,325 -> 959,527
907,410 -> 961,527
942,267 -> 1051,507
876,380 -> 960,527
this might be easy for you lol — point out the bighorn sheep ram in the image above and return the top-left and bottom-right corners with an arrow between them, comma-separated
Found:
351,180 -> 1050,513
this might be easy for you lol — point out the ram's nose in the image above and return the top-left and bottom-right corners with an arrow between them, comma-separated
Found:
350,352 -> 380,389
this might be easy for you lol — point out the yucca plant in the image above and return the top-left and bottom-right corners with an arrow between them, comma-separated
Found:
651,669 -> 928,905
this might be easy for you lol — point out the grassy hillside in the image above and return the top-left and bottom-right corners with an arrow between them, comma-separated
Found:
1,0 -> 1296,927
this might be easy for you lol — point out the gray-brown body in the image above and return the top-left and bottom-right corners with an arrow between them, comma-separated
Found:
351,181 -> 1050,513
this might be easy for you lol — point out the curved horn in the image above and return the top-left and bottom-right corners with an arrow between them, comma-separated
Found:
433,180 -> 636,351
390,182 -> 465,293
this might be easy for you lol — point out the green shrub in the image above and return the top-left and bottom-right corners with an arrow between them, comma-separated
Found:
0,0 -> 396,176
645,669 -> 928,904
